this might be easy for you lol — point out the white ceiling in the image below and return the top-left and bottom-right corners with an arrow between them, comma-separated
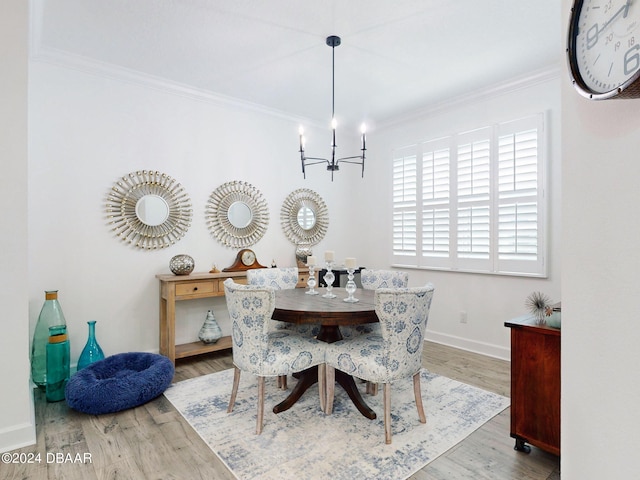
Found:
33,0 -> 561,129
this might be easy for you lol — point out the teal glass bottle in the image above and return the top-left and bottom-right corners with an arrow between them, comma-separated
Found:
46,325 -> 70,402
77,320 -> 105,370
31,290 -> 67,389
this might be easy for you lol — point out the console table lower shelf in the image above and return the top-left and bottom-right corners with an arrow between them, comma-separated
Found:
175,336 -> 232,360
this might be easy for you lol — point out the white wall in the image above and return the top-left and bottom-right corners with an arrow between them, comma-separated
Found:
365,74 -> 562,359
561,1 -> 640,476
0,0 -> 34,453
27,60 -> 368,361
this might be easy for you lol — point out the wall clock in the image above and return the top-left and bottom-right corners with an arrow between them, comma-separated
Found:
222,249 -> 266,272
567,0 -> 640,99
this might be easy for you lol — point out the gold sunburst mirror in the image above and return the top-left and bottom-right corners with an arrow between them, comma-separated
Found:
280,188 -> 329,247
105,170 -> 193,249
205,181 -> 269,248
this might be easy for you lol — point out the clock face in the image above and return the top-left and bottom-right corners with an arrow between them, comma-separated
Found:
568,0 -> 640,99
241,249 -> 256,266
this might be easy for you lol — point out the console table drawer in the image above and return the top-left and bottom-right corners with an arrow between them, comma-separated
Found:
175,281 -> 217,297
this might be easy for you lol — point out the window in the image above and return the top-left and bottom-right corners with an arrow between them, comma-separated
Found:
392,114 -> 546,277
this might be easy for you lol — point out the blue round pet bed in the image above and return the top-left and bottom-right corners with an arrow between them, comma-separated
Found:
65,352 -> 174,415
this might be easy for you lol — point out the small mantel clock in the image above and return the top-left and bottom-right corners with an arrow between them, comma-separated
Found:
567,0 -> 640,99
222,248 -> 266,272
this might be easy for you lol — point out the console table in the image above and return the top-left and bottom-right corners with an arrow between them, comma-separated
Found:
505,314 -> 560,456
156,269 -> 309,364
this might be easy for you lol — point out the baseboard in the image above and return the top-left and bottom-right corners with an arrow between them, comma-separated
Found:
0,383 -> 37,454
0,421 -> 36,454
425,331 -> 510,362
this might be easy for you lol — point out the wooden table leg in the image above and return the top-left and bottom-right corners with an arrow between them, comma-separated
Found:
272,366 -> 319,414
272,325 -> 376,419
335,371 -> 376,419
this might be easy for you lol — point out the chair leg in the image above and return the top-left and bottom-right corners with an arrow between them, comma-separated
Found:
325,365 -> 335,414
383,383 -> 392,444
318,364 -> 326,412
227,367 -> 241,413
256,376 -> 265,435
413,372 -> 427,424
278,375 -> 287,390
366,382 -> 378,396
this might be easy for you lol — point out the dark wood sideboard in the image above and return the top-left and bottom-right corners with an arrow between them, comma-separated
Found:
505,314 -> 560,456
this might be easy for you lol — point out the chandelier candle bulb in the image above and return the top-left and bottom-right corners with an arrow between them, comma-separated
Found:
345,257 -> 356,269
325,251 -> 334,262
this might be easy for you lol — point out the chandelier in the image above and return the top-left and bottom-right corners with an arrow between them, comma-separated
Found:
298,35 -> 366,181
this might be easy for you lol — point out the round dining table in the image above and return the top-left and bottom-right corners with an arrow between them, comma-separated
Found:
272,287 -> 378,419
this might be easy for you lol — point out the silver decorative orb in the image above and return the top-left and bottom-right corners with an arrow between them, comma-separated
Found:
170,254 -> 195,275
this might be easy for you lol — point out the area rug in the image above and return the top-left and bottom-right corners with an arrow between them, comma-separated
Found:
164,368 -> 509,480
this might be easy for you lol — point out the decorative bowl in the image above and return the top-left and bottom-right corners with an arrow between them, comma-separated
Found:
546,311 -> 561,329
170,254 -> 195,275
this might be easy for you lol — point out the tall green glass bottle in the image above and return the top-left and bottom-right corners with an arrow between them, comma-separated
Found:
46,325 -> 70,402
31,290 -> 67,388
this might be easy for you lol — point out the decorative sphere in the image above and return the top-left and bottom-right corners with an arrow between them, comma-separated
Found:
170,254 -> 195,275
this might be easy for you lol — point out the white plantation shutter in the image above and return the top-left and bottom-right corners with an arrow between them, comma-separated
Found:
496,115 -> 545,275
456,129 -> 492,271
421,139 -> 450,265
392,148 -> 418,263
391,114 -> 546,277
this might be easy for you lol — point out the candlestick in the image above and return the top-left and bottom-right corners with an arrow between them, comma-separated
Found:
322,261 -> 337,298
343,266 -> 358,303
305,263 -> 319,295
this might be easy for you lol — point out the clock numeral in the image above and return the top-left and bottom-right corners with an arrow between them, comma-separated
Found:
586,23 -> 599,50
624,44 -> 640,75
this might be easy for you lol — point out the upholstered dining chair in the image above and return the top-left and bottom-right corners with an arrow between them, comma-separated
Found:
246,267 -> 320,389
247,267 -> 321,336
324,283 -> 435,444
340,269 -> 409,339
361,269 -> 410,290
223,278 -> 327,434
341,269 -> 410,394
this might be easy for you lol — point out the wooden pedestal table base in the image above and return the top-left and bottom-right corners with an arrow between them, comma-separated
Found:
271,290 -> 379,419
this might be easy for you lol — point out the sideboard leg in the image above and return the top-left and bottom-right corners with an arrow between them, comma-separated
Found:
514,438 -> 531,453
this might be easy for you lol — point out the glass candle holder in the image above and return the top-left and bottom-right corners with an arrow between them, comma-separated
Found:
306,264 -> 319,295
322,261 -> 337,298
343,267 -> 359,303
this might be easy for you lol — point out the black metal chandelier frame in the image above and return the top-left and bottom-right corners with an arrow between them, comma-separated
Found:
299,35 -> 366,181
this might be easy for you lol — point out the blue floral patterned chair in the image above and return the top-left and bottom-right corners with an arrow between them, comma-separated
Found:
246,267 -> 321,389
361,269 -> 409,290
247,268 -> 320,340
324,284 -> 435,444
340,269 -> 409,340
223,278 -> 327,434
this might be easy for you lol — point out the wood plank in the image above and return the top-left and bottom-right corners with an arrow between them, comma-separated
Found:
7,342 -> 559,480
174,336 -> 232,359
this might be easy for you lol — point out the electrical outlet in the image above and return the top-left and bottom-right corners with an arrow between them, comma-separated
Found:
460,311 -> 467,324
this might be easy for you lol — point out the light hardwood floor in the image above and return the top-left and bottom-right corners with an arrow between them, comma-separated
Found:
4,342 -> 560,479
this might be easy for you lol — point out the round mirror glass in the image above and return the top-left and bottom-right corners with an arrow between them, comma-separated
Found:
228,201 -> 252,229
135,194 -> 170,226
297,206 -> 316,230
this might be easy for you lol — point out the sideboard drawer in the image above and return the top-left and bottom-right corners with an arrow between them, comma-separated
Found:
175,281 -> 216,297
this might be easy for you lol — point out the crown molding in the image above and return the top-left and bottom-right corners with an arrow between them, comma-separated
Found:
379,65 -> 561,129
